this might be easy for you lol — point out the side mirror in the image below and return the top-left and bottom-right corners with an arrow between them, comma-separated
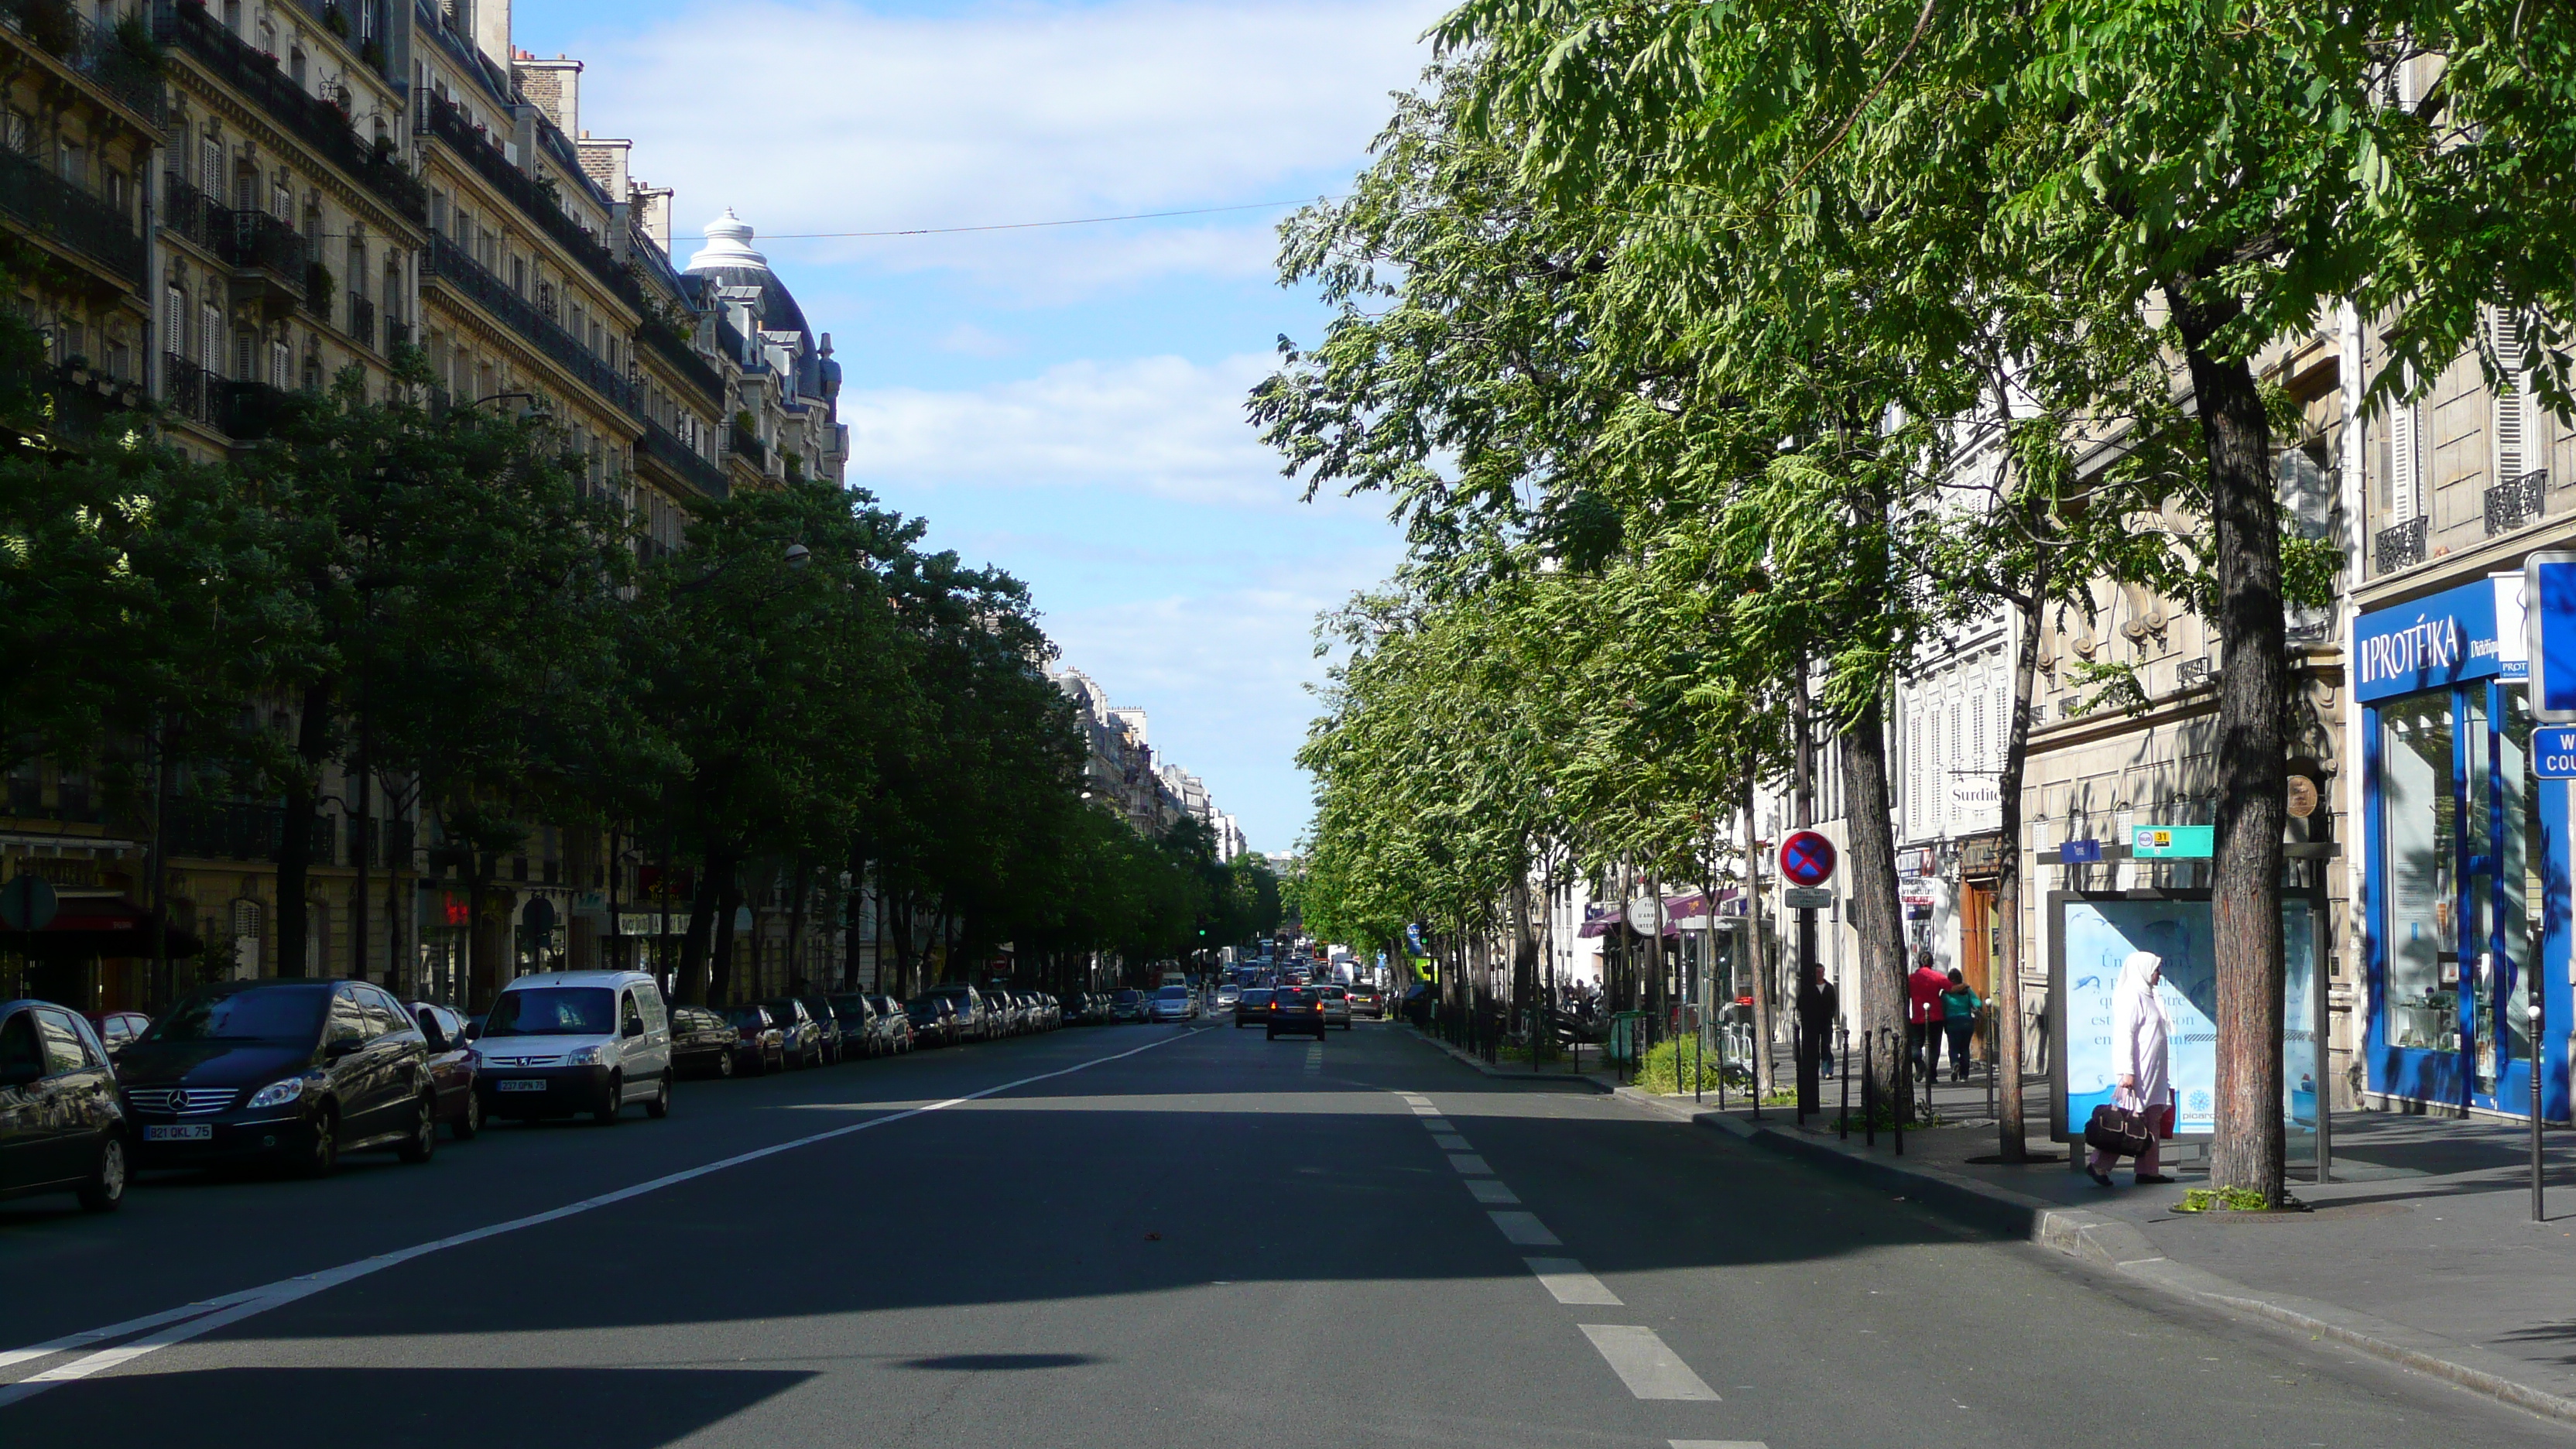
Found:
463,1022 -> 481,1040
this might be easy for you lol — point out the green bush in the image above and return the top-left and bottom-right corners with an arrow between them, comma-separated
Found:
1633,1037 -> 1752,1094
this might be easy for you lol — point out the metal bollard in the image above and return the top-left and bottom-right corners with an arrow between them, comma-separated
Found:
2533,999 -> 2547,1222
1838,1020 -> 1851,1141
1862,1037 -> 1876,1148
1885,1027 -> 1903,1156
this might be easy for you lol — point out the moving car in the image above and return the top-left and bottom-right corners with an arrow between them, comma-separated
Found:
1107,989 -> 1149,1024
1266,987 -> 1327,1040
119,978 -> 438,1175
1316,985 -> 1353,1031
1149,985 -> 1195,1023
475,971 -> 674,1124
1235,987 -> 1273,1028
726,1005 -> 788,1073
409,1002 -> 481,1139
1215,983 -> 1242,1012
1346,985 -> 1385,1019
668,1005 -> 741,1077
0,1000 -> 126,1210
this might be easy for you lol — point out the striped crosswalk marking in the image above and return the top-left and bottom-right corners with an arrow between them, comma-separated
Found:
1578,1325 -> 1720,1400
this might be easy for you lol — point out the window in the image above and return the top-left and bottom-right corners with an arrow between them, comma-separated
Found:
35,1009 -> 90,1075
2387,380 -> 2424,524
200,301 -> 222,372
2379,691 -> 2455,1051
0,1011 -> 39,1079
325,987 -> 368,1046
621,992 -> 644,1036
2491,308 -> 2543,486
164,285 -> 186,354
199,130 -> 221,188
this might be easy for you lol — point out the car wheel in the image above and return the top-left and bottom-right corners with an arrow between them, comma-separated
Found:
77,1134 -> 126,1212
645,1073 -> 672,1119
716,1047 -> 735,1078
453,1089 -> 482,1141
594,1074 -> 623,1125
397,1094 -> 437,1163
300,1108 -> 340,1178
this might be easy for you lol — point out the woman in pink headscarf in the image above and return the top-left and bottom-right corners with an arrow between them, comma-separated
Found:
2088,951 -> 2175,1187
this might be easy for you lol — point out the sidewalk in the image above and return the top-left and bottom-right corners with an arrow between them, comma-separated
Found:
1643,1055 -> 2576,1425
1404,1025 -> 2576,1426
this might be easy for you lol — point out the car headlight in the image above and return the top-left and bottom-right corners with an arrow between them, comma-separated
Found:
563,1045 -> 604,1065
245,1077 -> 310,1109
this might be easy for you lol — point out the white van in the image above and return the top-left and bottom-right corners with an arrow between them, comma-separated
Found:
472,971 -> 673,1124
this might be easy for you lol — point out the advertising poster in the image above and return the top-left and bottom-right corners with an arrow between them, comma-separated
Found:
2054,894 -> 2321,1142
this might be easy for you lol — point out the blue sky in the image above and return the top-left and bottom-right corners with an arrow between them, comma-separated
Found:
509,0 -> 1444,853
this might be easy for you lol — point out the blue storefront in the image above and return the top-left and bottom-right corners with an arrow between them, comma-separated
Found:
2358,574 -> 2572,1121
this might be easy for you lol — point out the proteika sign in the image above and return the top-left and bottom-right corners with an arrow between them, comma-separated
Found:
2354,575 -> 2523,704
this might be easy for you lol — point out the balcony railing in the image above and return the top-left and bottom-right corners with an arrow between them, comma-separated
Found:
165,800 -> 286,862
5,358 -> 146,448
2485,468 -> 2547,537
2374,514 -> 2429,575
160,354 -> 297,439
152,0 -> 425,221
639,317 -> 724,405
0,142 -> 144,282
729,423 -> 765,471
416,92 -> 642,311
425,233 -> 637,412
348,292 -> 375,350
639,417 -> 728,499
0,0 -> 166,122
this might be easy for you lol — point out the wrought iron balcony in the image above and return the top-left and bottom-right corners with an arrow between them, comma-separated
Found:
416,92 -> 642,310
348,293 -> 375,350
424,233 -> 636,412
639,317 -> 724,405
152,0 -> 424,221
2373,514 -> 2429,575
729,423 -> 766,471
0,142 -> 144,283
0,0 -> 165,124
2485,468 -> 2547,537
639,417 -> 728,499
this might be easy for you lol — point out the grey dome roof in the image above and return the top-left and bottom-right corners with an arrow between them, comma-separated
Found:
684,210 -> 811,341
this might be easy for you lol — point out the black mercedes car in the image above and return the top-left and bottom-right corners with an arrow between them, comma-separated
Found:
117,979 -> 437,1177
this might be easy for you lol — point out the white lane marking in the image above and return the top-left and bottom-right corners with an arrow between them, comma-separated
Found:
1408,1105 -> 1439,1115
1464,1179 -> 1519,1204
1419,1117 -> 1454,1131
1446,1153 -> 1492,1175
0,1031 -> 1190,1406
1523,1257 -> 1622,1305
1431,1133 -> 1471,1152
1578,1325 -> 1721,1401
1670,1442 -> 1768,1448
1399,1094 -> 1432,1106
0,1293 -> 265,1372
1488,1211 -> 1560,1246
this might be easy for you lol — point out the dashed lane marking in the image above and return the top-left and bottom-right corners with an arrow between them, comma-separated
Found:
1431,1133 -> 1472,1152
1523,1257 -> 1622,1306
1577,1325 -> 1721,1401
1465,1179 -> 1520,1204
1420,1117 -> 1454,1131
1670,1442 -> 1767,1448
1488,1211 -> 1561,1246
1446,1153 -> 1492,1175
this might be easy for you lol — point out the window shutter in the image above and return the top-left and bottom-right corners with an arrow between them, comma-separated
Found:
2493,308 -> 2530,485
2390,392 -> 2421,522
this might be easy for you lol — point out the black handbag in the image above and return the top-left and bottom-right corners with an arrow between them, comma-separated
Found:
2084,1101 -> 2154,1157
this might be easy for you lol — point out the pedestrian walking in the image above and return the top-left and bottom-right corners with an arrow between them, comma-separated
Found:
1906,949 -> 1947,1083
2087,951 -> 2175,1187
1940,969 -> 1981,1083
1799,963 -> 1837,1073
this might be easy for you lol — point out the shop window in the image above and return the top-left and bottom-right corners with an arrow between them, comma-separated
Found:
2379,691 -> 2455,1050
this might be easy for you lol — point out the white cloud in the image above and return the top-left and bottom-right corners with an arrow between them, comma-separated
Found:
573,0 -> 1444,294
843,351 -> 1303,508
934,321 -> 1021,358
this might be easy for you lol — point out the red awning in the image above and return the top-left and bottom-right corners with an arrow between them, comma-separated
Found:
0,892 -> 202,959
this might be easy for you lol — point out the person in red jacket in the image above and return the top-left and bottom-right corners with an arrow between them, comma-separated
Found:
1906,949 -> 1950,1086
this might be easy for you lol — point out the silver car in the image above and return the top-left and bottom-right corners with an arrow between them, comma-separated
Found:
1315,985 -> 1353,1031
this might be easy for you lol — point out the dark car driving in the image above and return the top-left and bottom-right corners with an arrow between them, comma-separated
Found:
1234,987 -> 1273,1028
0,1000 -> 126,1211
1108,988 -> 1149,1024
117,979 -> 438,1176
1266,987 -> 1327,1040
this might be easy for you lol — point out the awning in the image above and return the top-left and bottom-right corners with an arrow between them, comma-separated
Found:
1577,890 -> 1738,938
0,892 -> 203,959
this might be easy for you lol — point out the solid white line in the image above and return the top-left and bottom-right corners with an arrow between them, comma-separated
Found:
1464,1179 -> 1519,1204
0,1031 -> 1189,1408
0,1292 -> 266,1371
1578,1325 -> 1720,1400
1446,1153 -> 1492,1175
1488,1211 -> 1560,1246
1431,1134 -> 1471,1152
1523,1257 -> 1622,1306
1670,1442 -> 1767,1448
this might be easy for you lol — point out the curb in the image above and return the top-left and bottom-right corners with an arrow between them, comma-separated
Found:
1608,1086 -> 2576,1428
1401,1026 -> 1611,1091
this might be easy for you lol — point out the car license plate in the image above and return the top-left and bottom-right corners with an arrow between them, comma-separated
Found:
496,1079 -> 546,1092
143,1124 -> 212,1142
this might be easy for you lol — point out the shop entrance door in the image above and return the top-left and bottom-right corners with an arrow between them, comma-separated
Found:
2468,686 -> 2542,1112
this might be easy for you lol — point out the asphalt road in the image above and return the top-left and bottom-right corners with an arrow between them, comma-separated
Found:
2,1016 -> 2562,1447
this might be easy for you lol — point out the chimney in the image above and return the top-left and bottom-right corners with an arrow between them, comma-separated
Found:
576,135 -> 629,198
472,0 -> 510,77
632,184 -> 675,255
513,53 -> 583,137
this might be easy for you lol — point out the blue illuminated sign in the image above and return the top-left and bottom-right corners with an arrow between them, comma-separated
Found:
2355,578 -> 2504,704
2536,727 -> 2576,779
2528,553 -> 2576,723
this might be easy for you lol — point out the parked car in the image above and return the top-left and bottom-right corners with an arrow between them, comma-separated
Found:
86,1010 -> 151,1063
1235,987 -> 1274,1027
1266,987 -> 1327,1040
1316,985 -> 1353,1031
668,1005 -> 742,1078
409,1002 -> 481,1139
991,991 -> 1026,1036
1215,984 -> 1242,1012
119,979 -> 437,1176
799,995 -> 848,1064
726,1005 -> 787,1073
0,1000 -> 126,1210
1150,985 -> 1196,1023
759,999 -> 825,1067
1108,988 -> 1149,1023
825,995 -> 878,1057
905,995 -> 956,1047
868,994 -> 915,1053
927,985 -> 988,1042
474,971 -> 674,1125
1036,993 -> 1063,1029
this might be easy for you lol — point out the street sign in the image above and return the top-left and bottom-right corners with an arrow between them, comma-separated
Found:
2526,552 -> 2576,721
0,874 -> 58,933
1783,887 -> 1834,911
2132,824 -> 2215,859
2060,838 -> 2104,864
1778,830 -> 1836,887
2537,727 -> 2576,779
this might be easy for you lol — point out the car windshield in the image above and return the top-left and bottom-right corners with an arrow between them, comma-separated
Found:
726,1008 -> 770,1031
1155,986 -> 1189,1000
1281,990 -> 1318,1006
484,988 -> 617,1036
145,985 -> 330,1044
1242,989 -> 1272,1002
1113,990 -> 1140,1003
830,995 -> 871,1017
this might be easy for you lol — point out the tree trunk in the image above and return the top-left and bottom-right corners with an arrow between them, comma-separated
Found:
1995,556 -> 2047,1162
1743,766 -> 1773,1099
1793,666 -> 1821,1111
843,848 -> 867,992
1841,692 -> 1907,1120
272,678 -> 333,978
2170,283 -> 2290,1205
784,853 -> 812,994
351,711 -> 369,984
1509,868 -> 1539,1046
677,854 -> 729,1005
709,868 -> 745,1005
